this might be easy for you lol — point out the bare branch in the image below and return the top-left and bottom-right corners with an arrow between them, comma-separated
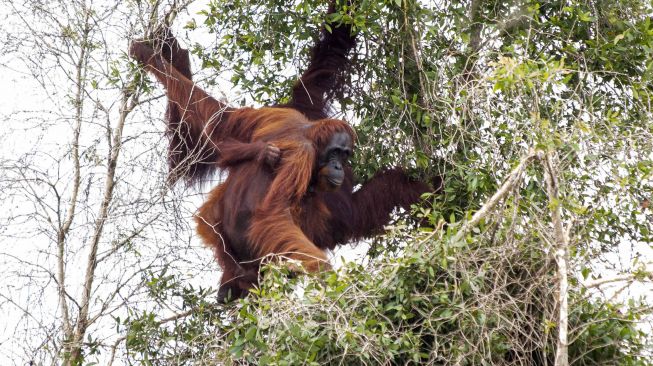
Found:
543,152 -> 569,366
453,149 -> 543,243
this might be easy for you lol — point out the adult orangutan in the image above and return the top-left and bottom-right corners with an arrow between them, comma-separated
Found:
131,3 -> 438,301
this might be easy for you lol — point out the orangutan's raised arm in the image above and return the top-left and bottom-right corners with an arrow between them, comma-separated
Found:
281,1 -> 357,120
130,40 -> 236,183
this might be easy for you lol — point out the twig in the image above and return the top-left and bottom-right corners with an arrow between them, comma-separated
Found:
453,149 -> 543,243
584,267 -> 653,289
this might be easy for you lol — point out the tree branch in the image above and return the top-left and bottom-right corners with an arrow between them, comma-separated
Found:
543,152 -> 569,366
453,149 -> 542,243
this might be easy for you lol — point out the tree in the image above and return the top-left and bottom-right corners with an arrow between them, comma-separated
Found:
126,1 -> 653,364
1,0 -> 652,365
0,0 -> 198,364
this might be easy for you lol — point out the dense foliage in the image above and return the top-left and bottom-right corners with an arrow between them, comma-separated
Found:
126,232 -> 651,365
124,0 -> 653,364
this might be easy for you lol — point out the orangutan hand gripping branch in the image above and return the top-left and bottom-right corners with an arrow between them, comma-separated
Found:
130,3 -> 439,302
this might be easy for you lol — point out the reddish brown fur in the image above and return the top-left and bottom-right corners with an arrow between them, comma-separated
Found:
130,6 -> 438,300
193,111 -> 353,297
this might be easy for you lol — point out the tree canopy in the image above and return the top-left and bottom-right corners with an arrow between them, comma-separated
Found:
126,0 -> 653,364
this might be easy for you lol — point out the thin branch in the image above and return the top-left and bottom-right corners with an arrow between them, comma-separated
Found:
584,267 -> 653,289
57,3 -> 90,343
106,294 -> 217,366
71,91 -> 138,363
453,149 -> 543,243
